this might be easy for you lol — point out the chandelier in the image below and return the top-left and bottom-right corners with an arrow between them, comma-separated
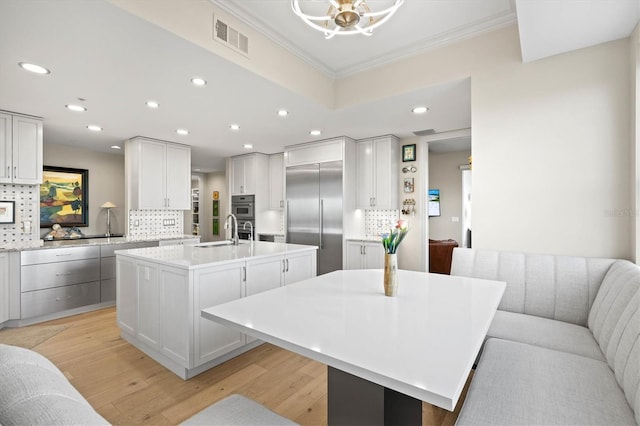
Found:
291,0 -> 404,39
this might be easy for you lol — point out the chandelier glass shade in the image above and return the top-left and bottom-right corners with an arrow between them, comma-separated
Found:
291,0 -> 404,39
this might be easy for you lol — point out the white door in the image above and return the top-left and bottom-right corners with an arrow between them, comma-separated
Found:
373,137 -> 393,209
283,251 -> 317,285
159,266 -> 190,365
356,140 -> 374,209
139,140 -> 166,209
242,156 -> 256,194
231,157 -> 245,195
345,241 -> 363,270
137,262 -> 161,350
363,242 -> 384,269
245,256 -> 283,343
194,263 -> 244,366
0,113 -> 11,183
11,115 -> 42,184
269,154 -> 284,209
165,144 -> 191,209
116,257 -> 138,335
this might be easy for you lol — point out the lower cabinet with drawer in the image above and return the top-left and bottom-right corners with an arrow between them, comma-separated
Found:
20,246 -> 101,319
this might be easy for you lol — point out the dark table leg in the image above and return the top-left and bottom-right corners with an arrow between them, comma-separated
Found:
327,366 -> 422,426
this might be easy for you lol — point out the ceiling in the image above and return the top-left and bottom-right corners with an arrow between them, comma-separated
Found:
0,0 -> 637,172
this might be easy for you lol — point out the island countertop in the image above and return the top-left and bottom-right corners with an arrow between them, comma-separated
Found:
115,240 -> 318,270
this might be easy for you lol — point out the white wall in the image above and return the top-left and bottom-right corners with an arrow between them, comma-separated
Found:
337,25 -> 632,260
428,150 -> 471,242
43,144 -> 125,237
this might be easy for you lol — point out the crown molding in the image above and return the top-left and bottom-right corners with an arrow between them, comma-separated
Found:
209,0 -> 516,80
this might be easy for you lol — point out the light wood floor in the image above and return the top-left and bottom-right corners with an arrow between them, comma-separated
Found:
24,307 -> 469,425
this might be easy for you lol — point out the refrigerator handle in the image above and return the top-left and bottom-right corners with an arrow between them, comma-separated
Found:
286,200 -> 290,243
319,199 -> 324,250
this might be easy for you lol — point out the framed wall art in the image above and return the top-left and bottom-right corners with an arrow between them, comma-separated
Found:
0,201 -> 15,224
404,178 -> 414,193
402,144 -> 416,162
41,166 -> 89,227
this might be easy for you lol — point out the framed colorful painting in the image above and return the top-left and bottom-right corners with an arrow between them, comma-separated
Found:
40,166 -> 89,227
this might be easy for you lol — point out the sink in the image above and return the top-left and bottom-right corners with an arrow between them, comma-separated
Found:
194,241 -> 235,247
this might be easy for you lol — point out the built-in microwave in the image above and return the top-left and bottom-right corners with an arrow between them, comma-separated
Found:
231,195 -> 255,221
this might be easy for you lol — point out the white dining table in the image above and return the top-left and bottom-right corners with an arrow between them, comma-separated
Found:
202,269 -> 505,425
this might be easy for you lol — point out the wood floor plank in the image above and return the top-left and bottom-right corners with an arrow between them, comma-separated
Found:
17,306 -> 463,425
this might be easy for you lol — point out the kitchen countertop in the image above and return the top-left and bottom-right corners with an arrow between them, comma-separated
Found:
115,240 -> 318,270
346,236 -> 382,242
1,234 -> 199,252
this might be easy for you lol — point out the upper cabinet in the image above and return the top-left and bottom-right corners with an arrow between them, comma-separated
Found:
269,153 -> 284,209
0,112 -> 43,185
229,153 -> 268,196
125,137 -> 191,210
356,135 -> 399,210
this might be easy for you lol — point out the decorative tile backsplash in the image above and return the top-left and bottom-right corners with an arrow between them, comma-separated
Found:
365,209 -> 399,237
128,209 -> 184,238
0,183 -> 40,249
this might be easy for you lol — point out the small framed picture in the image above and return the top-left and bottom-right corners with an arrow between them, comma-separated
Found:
0,201 -> 15,224
402,144 -> 416,162
404,178 -> 414,193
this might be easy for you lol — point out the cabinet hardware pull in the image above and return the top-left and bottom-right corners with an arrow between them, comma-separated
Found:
373,197 -> 376,207
286,259 -> 289,272
282,259 -> 286,273
243,266 -> 246,282
14,166 -> 16,178
363,246 -> 367,255
6,166 -> 9,178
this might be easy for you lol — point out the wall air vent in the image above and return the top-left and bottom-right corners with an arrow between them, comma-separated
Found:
213,14 -> 249,57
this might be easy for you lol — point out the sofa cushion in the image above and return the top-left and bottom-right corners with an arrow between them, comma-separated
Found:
456,339 -> 636,426
0,344 -> 109,426
180,394 -> 298,426
451,248 -> 615,326
488,310 -> 605,361
587,260 -> 640,425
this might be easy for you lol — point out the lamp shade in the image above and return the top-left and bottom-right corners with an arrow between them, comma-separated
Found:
101,201 -> 116,208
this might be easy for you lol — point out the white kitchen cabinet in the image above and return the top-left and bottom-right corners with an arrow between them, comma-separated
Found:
356,136 -> 399,209
194,262 -> 245,366
283,250 -> 317,285
230,153 -> 270,196
245,255 -> 283,343
0,112 -> 43,184
125,137 -> 191,210
346,240 -> 384,270
0,253 -> 9,325
116,256 -> 138,335
158,265 -> 189,365
136,261 -> 161,350
269,153 -> 284,209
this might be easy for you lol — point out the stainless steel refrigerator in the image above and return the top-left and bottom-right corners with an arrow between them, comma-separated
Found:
286,161 -> 343,275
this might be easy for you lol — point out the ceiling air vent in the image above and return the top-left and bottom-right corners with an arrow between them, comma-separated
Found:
213,14 -> 249,56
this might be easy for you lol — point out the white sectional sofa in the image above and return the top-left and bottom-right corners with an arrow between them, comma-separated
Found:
0,343 -> 296,425
450,248 -> 639,425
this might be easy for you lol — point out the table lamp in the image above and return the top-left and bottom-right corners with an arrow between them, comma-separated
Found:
101,201 -> 116,237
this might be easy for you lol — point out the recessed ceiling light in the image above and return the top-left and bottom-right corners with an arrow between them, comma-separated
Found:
194,168 -> 201,171
18,62 -> 50,75
111,145 -> 121,150
230,124 -> 240,131
412,106 -> 429,114
176,129 -> 189,136
146,100 -> 159,108
310,130 -> 321,136
278,109 -> 289,117
87,125 -> 103,132
65,104 -> 86,112
243,144 -> 253,149
190,77 -> 207,86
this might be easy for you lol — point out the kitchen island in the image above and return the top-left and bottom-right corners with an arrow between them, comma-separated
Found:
115,241 -> 317,379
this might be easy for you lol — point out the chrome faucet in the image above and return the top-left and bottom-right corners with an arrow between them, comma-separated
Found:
243,221 -> 254,242
225,214 -> 239,245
